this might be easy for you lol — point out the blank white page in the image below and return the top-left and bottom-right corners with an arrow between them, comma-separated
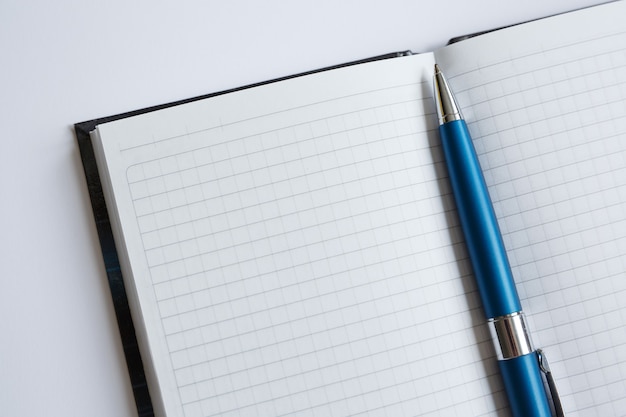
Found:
93,52 -> 508,417
435,1 -> 626,415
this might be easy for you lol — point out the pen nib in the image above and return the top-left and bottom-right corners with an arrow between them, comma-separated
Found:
433,64 -> 462,125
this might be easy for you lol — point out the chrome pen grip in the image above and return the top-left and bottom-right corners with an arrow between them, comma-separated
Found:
488,312 -> 534,360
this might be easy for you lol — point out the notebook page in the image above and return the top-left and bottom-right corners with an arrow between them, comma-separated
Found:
93,52 -> 507,417
435,2 -> 626,415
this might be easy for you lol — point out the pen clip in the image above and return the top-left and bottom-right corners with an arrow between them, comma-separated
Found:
537,349 -> 565,417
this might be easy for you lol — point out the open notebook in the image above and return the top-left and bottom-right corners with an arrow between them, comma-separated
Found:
79,1 -> 626,416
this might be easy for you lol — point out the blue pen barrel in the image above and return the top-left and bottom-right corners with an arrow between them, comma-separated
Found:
438,120 -> 521,319
439,119 -> 552,416
500,353 -> 552,417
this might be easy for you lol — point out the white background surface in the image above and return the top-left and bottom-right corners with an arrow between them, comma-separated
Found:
0,1 -> 609,416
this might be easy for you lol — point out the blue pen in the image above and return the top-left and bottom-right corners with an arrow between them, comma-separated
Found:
433,64 -> 563,417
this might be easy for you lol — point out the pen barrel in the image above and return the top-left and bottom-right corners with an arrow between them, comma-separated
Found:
499,353 -> 553,417
439,120 -> 521,318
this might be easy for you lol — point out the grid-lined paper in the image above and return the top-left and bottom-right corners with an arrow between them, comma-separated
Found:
435,2 -> 626,415
129,81 -> 496,417
95,53 -> 506,417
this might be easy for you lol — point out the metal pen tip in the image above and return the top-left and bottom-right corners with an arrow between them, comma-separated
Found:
433,63 -> 462,125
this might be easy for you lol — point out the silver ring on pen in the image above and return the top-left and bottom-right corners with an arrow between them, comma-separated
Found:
488,312 -> 534,360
